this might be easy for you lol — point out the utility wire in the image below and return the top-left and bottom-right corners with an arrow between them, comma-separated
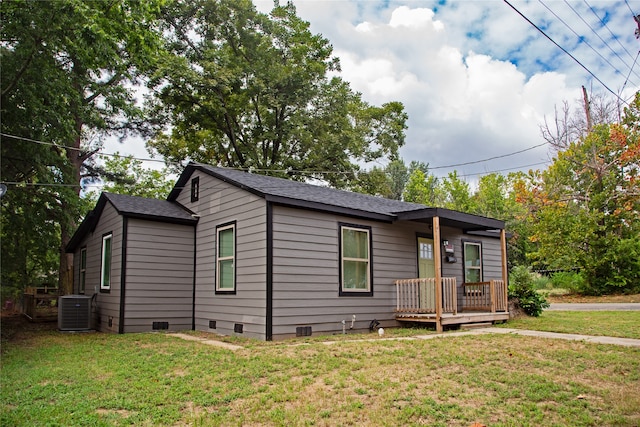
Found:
459,161 -> 549,178
428,142 -> 548,170
2,132 -> 552,175
566,0 -> 640,83
0,132 -> 172,165
503,0 -> 629,106
539,0 -> 638,88
584,0 -> 638,64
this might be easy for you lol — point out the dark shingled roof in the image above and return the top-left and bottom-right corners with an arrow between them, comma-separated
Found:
66,192 -> 196,253
102,193 -> 196,222
169,163 -> 505,230
198,165 -> 427,217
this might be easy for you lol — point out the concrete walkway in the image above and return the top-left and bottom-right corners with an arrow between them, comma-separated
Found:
166,333 -> 243,351
471,327 -> 640,348
167,328 -> 640,350
548,303 -> 640,311
336,328 -> 640,348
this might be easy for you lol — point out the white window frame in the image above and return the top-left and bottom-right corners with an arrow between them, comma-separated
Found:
463,241 -> 483,283
79,247 -> 87,294
340,224 -> 372,295
216,223 -> 236,293
100,234 -> 112,291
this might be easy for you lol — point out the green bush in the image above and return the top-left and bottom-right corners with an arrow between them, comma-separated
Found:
532,274 -> 552,290
550,271 -> 586,294
509,266 -> 550,317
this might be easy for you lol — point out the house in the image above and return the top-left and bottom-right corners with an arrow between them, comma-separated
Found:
66,163 -> 509,340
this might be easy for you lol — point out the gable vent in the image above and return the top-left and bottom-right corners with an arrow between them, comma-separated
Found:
58,295 -> 92,331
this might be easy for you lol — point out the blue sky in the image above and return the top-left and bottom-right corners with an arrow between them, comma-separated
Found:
251,0 -> 640,180
106,0 -> 640,184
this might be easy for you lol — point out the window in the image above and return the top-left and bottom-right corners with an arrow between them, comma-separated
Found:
216,223 -> 235,293
79,247 -> 87,294
340,224 -> 372,295
419,241 -> 433,260
463,241 -> 482,283
191,177 -> 200,202
100,234 -> 112,291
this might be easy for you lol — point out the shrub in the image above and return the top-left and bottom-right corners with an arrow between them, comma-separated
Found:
509,266 -> 550,317
550,271 -> 587,294
532,274 -> 552,290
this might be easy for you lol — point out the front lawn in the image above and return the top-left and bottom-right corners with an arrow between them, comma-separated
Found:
1,323 -> 639,426
503,311 -> 640,339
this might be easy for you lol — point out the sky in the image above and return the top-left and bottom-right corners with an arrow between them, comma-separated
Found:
106,0 -> 640,182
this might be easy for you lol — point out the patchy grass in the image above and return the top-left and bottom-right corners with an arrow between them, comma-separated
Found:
1,322 -> 639,426
544,291 -> 640,303
503,311 -> 640,340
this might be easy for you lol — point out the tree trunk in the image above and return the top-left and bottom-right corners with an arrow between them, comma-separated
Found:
57,112 -> 84,295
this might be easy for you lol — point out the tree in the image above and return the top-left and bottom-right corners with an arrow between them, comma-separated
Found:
441,171 -> 474,212
518,92 -> 640,294
146,0 -> 407,188
95,155 -> 176,200
1,0 -> 164,293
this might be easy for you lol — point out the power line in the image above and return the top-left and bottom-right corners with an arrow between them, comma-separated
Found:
428,142 -> 548,170
2,131 -> 551,175
584,0 -> 639,65
541,0 -> 639,87
0,132 -> 172,165
564,0 -> 640,84
459,161 -> 549,179
503,0 -> 629,106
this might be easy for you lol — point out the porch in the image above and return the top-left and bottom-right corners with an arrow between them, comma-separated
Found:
395,277 -> 509,332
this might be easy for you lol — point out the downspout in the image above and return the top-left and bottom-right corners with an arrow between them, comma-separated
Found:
266,202 -> 273,341
192,224 -> 197,331
118,217 -> 128,334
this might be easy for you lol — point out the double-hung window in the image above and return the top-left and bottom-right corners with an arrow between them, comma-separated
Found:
79,247 -> 87,294
340,224 -> 372,296
100,234 -> 112,291
463,241 -> 482,283
216,222 -> 235,293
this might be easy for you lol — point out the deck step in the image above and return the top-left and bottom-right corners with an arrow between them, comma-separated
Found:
460,322 -> 493,330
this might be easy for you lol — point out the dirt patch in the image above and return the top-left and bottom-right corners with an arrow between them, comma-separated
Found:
1,312 -> 57,352
547,293 -> 640,303
96,408 -> 132,418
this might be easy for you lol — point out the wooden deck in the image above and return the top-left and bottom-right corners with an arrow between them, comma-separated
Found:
396,311 -> 510,326
395,277 -> 509,331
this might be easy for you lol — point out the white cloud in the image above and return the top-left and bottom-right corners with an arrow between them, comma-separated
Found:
104,1 -> 636,183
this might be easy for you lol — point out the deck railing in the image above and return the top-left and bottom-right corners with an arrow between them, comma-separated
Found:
463,280 -> 508,312
395,277 -> 457,314
395,278 -> 508,315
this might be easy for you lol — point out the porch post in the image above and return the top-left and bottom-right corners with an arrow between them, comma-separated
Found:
433,216 -> 443,333
500,229 -> 509,311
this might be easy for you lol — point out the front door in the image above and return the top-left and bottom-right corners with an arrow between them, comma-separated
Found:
418,237 -> 435,310
418,237 -> 435,278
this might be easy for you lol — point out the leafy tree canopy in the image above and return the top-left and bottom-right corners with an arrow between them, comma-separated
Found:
517,92 -> 640,294
146,0 -> 407,188
1,0 -> 165,293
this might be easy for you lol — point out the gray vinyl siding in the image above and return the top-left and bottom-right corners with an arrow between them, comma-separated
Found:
123,219 -> 194,333
73,202 -> 123,333
270,212 -> 505,339
270,206 -> 426,339
175,171 -> 267,340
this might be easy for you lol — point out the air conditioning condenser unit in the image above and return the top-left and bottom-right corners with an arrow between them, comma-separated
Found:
58,295 -> 92,331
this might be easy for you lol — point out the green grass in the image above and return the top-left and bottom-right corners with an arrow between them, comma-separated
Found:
503,311 -> 640,339
2,327 -> 639,426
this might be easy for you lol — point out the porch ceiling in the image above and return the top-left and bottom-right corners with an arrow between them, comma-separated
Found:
394,207 -> 504,232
